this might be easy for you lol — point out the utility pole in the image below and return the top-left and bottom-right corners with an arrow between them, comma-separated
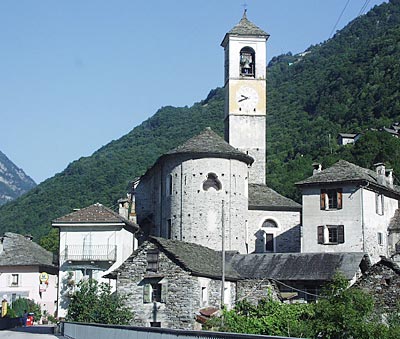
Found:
221,200 -> 225,309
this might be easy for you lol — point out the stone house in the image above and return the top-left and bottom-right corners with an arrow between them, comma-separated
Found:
52,203 -> 139,318
337,133 -> 361,145
353,258 -> 400,318
297,160 -> 400,263
112,237 -> 247,329
111,236 -> 365,328
0,232 -> 58,318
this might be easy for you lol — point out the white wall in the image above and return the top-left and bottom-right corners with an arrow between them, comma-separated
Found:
0,266 -> 57,317
247,210 -> 301,253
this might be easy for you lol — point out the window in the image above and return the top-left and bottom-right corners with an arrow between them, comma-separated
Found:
150,322 -> 161,327
203,173 -> 222,191
143,279 -> 168,303
166,174 -> 173,196
378,232 -> 384,246
240,47 -> 255,77
146,249 -> 159,272
320,189 -> 342,210
11,274 -> 19,286
376,193 -> 384,215
201,286 -> 208,306
262,219 -> 278,228
167,219 -> 172,239
265,233 -> 274,252
318,225 -> 344,245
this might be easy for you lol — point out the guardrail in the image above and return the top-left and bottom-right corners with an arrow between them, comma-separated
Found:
61,245 -> 117,262
62,322 -> 300,339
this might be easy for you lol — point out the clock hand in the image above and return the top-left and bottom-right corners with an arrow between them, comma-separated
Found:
238,96 -> 249,102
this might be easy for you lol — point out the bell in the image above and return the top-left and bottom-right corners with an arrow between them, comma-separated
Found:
243,60 -> 251,69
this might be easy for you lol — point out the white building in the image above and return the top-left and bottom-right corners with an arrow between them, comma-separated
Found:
0,232 -> 58,318
52,203 -> 138,318
297,160 -> 400,263
134,11 -> 301,255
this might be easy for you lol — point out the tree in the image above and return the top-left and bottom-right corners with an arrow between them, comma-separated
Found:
11,298 -> 41,320
66,279 -> 131,325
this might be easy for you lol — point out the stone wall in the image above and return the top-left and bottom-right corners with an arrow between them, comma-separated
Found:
353,259 -> 400,317
117,241 -> 234,329
237,279 -> 280,305
135,156 -> 250,253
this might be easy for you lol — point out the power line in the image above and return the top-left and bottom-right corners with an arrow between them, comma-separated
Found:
329,0 -> 352,38
358,0 -> 371,16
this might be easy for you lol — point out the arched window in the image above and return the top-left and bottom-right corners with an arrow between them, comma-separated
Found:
203,173 -> 222,191
262,219 -> 278,228
240,47 -> 255,77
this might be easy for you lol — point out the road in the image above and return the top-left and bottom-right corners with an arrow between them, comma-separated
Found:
0,325 -> 63,338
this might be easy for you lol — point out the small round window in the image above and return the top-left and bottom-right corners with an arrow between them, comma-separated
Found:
203,173 -> 222,191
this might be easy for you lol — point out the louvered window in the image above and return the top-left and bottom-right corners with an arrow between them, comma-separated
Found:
317,225 -> 344,244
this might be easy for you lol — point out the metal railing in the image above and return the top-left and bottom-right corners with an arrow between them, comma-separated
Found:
62,322 -> 301,339
61,245 -> 117,262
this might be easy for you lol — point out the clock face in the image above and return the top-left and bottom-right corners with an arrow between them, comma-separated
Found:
236,86 -> 259,112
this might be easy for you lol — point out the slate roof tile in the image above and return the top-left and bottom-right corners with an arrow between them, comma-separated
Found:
296,160 -> 400,196
164,127 -> 254,165
0,232 -> 55,268
229,252 -> 365,281
248,184 -> 301,210
52,203 -> 139,231
227,11 -> 269,37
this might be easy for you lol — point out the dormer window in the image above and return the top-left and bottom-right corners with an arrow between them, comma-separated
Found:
240,47 -> 255,77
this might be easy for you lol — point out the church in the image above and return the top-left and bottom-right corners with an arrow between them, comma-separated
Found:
134,11 -> 301,255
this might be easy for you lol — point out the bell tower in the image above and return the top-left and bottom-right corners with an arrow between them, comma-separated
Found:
221,10 -> 269,184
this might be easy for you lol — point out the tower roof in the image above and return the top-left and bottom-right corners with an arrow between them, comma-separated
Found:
221,10 -> 269,46
164,127 -> 254,165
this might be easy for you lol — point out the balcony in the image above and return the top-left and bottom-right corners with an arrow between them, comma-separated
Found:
61,245 -> 117,262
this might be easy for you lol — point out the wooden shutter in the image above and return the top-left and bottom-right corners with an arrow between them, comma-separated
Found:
161,282 -> 168,303
337,189 -> 343,209
143,284 -> 151,303
338,225 -> 345,244
320,190 -> 326,210
317,226 -> 324,244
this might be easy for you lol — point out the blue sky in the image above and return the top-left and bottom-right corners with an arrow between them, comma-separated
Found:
0,0 -> 387,183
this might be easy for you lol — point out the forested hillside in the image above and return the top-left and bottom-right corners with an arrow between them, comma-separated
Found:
0,0 -> 400,242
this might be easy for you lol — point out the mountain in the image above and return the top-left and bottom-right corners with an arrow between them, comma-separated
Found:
0,150 -> 36,205
0,0 -> 400,241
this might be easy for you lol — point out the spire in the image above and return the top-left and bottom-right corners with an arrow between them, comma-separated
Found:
242,8 -> 247,19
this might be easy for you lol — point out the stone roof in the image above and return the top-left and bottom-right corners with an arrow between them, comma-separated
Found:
112,237 -> 240,280
163,127 -> 254,165
248,184 -> 301,211
0,232 -> 56,269
149,237 -> 240,280
52,203 -> 139,231
226,10 -> 269,37
296,160 -> 400,195
229,252 -> 365,281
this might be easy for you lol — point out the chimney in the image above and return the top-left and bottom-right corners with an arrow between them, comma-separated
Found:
118,197 -> 130,220
24,234 -> 33,241
374,163 -> 386,186
386,169 -> 394,188
312,162 -> 322,175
